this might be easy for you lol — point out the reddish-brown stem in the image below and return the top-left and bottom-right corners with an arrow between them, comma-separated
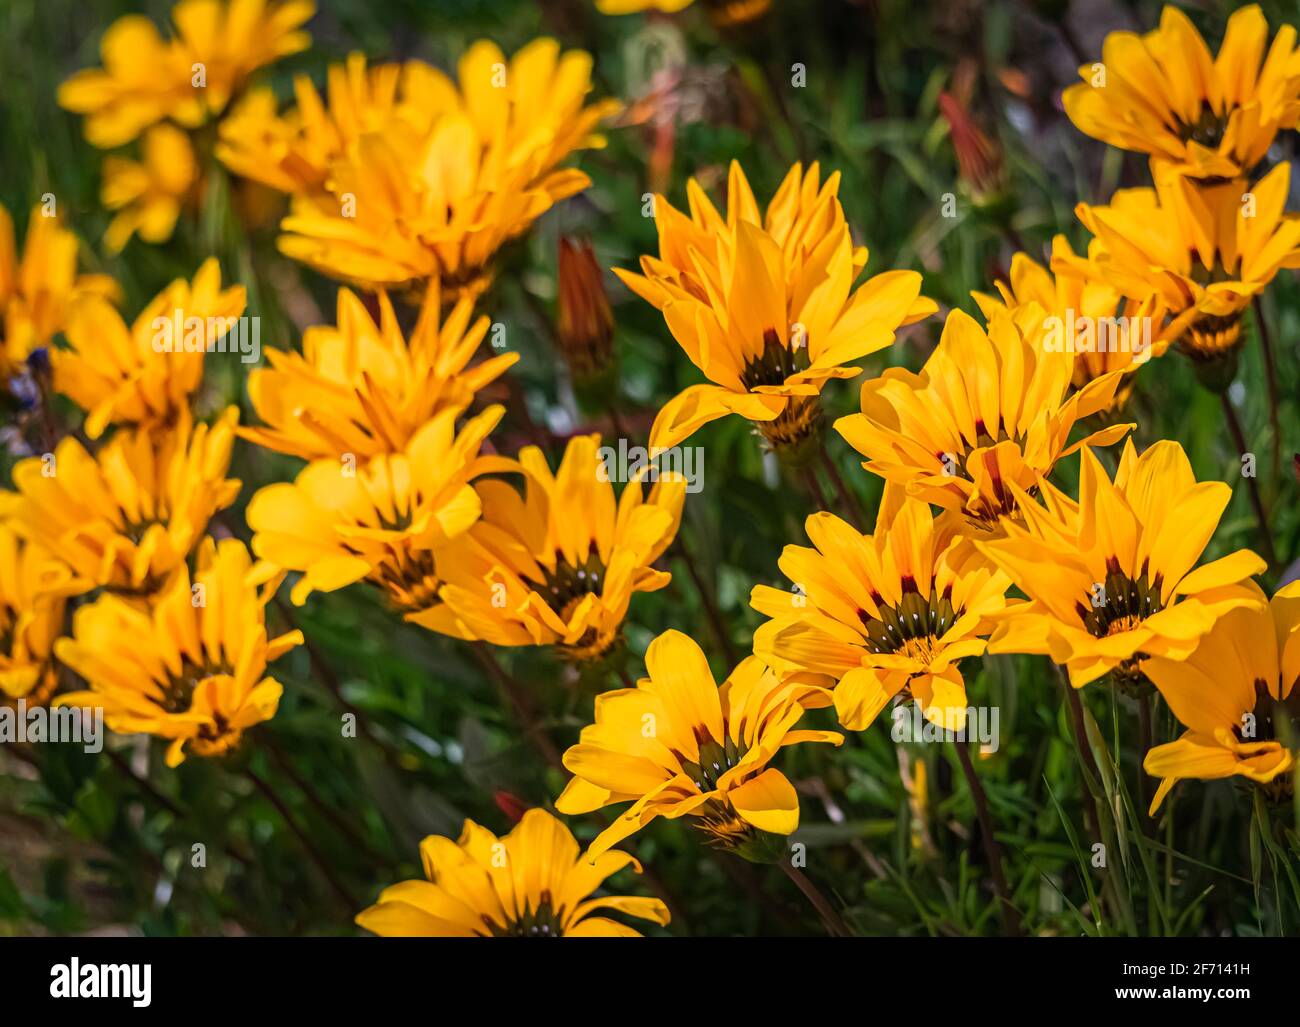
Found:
471,643 -> 564,771
779,861 -> 852,937
266,738 -> 388,867
245,767 -> 357,913
1058,670 -> 1102,846
1253,297 -> 1283,490
954,738 -> 1022,936
1220,392 -> 1279,571
817,449 -> 866,531
674,535 -> 739,666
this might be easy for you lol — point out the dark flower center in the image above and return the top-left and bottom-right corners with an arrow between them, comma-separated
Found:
1234,679 -> 1300,744
678,728 -> 748,792
538,547 -> 606,615
857,576 -> 958,659
740,327 -> 810,389
1188,255 -> 1235,286
157,660 -> 233,714
1075,557 -> 1165,638
1176,106 -> 1228,151
485,890 -> 565,937
372,545 -> 440,612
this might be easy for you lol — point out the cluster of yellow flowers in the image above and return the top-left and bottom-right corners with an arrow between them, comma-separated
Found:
58,0 -> 315,252
217,39 -> 619,302
3,0 -> 1298,938
5,0 -> 683,938
1050,2 -> 1300,806
0,242 -> 301,764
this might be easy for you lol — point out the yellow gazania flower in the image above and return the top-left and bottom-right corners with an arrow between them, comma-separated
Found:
555,630 -> 842,860
1064,161 -> 1300,370
53,258 -> 244,439
278,39 -> 619,300
616,160 -> 935,453
169,0 -> 315,119
216,55 -> 419,199
0,525 -> 86,707
410,434 -> 685,662
57,15 -> 198,148
1063,5 -> 1300,180
100,124 -> 199,254
246,406 -> 505,613
834,308 -> 1133,535
239,283 -> 515,462
356,808 -> 670,937
752,486 -> 1009,733
0,204 -> 118,373
58,0 -> 313,148
596,0 -> 771,26
597,0 -> 695,13
972,236 -> 1170,410
976,440 -> 1267,688
0,408 -> 241,596
1142,581 -> 1300,814
54,537 -> 302,767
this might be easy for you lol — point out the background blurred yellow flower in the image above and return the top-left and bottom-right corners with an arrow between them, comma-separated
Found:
597,0 -> 695,14
100,123 -> 199,253
58,0 -> 314,147
0,204 -> 118,373
171,0 -> 315,119
595,0 -> 771,26
1063,4 -> 1300,179
356,808 -> 670,936
278,38 -> 618,300
57,14 -> 198,147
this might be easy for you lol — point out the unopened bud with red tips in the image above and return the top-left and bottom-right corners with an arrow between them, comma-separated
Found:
494,790 -> 529,825
556,237 -> 615,385
938,90 -> 1008,211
